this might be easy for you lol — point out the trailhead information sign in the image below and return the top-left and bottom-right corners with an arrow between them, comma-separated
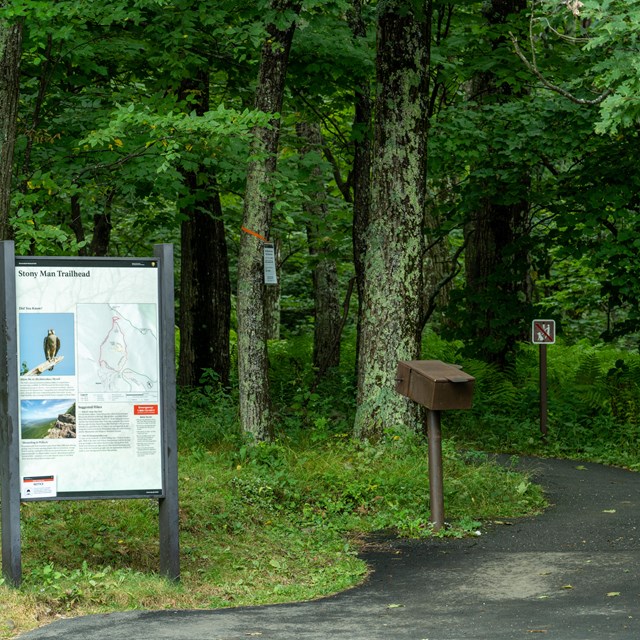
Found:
15,257 -> 163,500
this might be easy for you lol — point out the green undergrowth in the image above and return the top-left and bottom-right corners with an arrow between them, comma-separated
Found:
1,413 -> 544,637
9,331 -> 639,637
424,334 -> 640,470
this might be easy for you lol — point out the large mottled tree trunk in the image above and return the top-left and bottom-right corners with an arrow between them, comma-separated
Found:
297,121 -> 342,374
354,1 -> 429,441
463,0 -> 530,369
177,72 -> 231,388
237,1 -> 299,441
0,12 -> 22,239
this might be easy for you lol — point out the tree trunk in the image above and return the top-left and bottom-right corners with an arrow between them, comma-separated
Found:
349,0 -> 372,375
0,13 -> 22,239
297,121 -> 342,374
178,184 -> 231,388
89,189 -> 114,256
463,0 -> 530,369
69,194 -> 89,255
237,0 -> 299,441
177,72 -> 231,388
354,1 -> 429,440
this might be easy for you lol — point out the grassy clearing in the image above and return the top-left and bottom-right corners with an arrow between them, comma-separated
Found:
7,333 -> 638,638
0,419 -> 545,637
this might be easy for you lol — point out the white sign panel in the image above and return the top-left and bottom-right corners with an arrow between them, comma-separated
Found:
263,243 -> 278,285
16,258 -> 163,499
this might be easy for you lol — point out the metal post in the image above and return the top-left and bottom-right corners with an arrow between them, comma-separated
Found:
426,409 -> 444,532
539,344 -> 548,437
154,244 -> 180,581
0,241 -> 22,586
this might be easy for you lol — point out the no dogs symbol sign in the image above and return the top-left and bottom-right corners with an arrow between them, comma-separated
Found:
531,319 -> 556,345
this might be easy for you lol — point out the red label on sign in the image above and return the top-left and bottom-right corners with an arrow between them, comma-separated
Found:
134,404 -> 159,415
23,475 -> 54,483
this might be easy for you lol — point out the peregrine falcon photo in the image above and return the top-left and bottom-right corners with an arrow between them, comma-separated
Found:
44,329 -> 61,370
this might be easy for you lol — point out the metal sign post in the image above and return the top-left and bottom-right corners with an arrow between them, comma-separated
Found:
426,409 -> 444,530
532,320 -> 556,437
0,241 -> 21,586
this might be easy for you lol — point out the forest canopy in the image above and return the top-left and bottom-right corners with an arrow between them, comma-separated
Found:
2,0 -> 639,440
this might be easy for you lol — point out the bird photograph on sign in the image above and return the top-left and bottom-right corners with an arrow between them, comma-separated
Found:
19,313 -> 76,377
44,329 -> 61,370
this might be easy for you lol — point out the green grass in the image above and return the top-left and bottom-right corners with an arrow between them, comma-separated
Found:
6,333 -> 640,638
0,403 -> 545,637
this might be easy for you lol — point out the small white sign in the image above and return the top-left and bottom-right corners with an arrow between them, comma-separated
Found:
21,474 -> 57,499
263,243 -> 278,285
532,319 -> 556,344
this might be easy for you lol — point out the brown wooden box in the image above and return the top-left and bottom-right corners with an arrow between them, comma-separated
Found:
395,360 -> 475,410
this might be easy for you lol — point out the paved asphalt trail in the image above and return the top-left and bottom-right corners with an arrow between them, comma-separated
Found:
19,457 -> 640,639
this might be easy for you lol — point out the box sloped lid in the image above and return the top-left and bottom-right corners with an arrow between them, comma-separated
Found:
401,360 -> 475,383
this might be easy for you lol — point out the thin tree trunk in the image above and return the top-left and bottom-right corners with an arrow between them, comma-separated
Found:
89,189 -> 114,256
237,0 -> 299,441
69,194 -> 89,255
297,121 -> 342,374
178,185 -> 231,387
349,0 -> 372,379
177,72 -> 231,388
463,0 -> 530,369
0,13 -> 22,239
354,1 -> 429,441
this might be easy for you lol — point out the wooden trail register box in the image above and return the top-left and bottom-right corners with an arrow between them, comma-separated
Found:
395,360 -> 475,410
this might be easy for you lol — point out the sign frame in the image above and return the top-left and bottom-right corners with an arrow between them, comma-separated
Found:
0,242 -> 179,585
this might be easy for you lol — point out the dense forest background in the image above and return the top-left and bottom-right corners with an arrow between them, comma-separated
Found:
2,0 -> 640,442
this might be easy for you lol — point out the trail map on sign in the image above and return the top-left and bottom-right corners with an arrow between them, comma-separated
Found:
77,303 -> 158,397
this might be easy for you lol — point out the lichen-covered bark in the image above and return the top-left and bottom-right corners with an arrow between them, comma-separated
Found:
0,13 -> 22,239
354,1 -> 429,441
297,121 -> 342,374
237,1 -> 299,441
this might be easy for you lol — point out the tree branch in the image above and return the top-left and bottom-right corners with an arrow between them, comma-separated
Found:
322,144 -> 352,203
421,239 -> 466,330
510,32 -> 612,106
